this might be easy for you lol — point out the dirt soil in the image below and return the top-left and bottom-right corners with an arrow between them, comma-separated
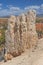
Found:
1,38 -> 43,65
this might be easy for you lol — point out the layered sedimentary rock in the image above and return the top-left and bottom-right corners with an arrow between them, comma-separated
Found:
5,10 -> 38,58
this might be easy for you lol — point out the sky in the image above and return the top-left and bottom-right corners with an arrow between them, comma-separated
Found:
0,0 -> 43,16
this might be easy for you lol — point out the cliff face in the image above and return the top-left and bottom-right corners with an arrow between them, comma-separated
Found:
5,10 -> 38,57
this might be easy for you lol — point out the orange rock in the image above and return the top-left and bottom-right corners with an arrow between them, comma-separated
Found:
4,53 -> 13,61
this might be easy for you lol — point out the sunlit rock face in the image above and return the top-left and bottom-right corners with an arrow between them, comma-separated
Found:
5,10 -> 38,58
26,10 -> 38,48
5,16 -> 16,54
19,14 -> 27,52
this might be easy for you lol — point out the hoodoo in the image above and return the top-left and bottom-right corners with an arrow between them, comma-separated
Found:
5,10 -> 38,61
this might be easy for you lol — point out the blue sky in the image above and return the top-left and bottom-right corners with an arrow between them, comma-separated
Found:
0,0 -> 43,16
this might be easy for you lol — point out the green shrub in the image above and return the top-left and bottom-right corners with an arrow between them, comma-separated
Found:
0,29 -> 5,45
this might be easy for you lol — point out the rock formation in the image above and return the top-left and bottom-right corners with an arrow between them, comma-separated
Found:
26,10 -> 38,48
5,10 -> 38,59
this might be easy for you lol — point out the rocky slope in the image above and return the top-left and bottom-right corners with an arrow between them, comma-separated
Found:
0,38 -> 43,65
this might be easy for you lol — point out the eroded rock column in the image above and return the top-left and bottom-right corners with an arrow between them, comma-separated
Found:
27,10 -> 38,48
20,14 -> 27,51
5,16 -> 16,54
